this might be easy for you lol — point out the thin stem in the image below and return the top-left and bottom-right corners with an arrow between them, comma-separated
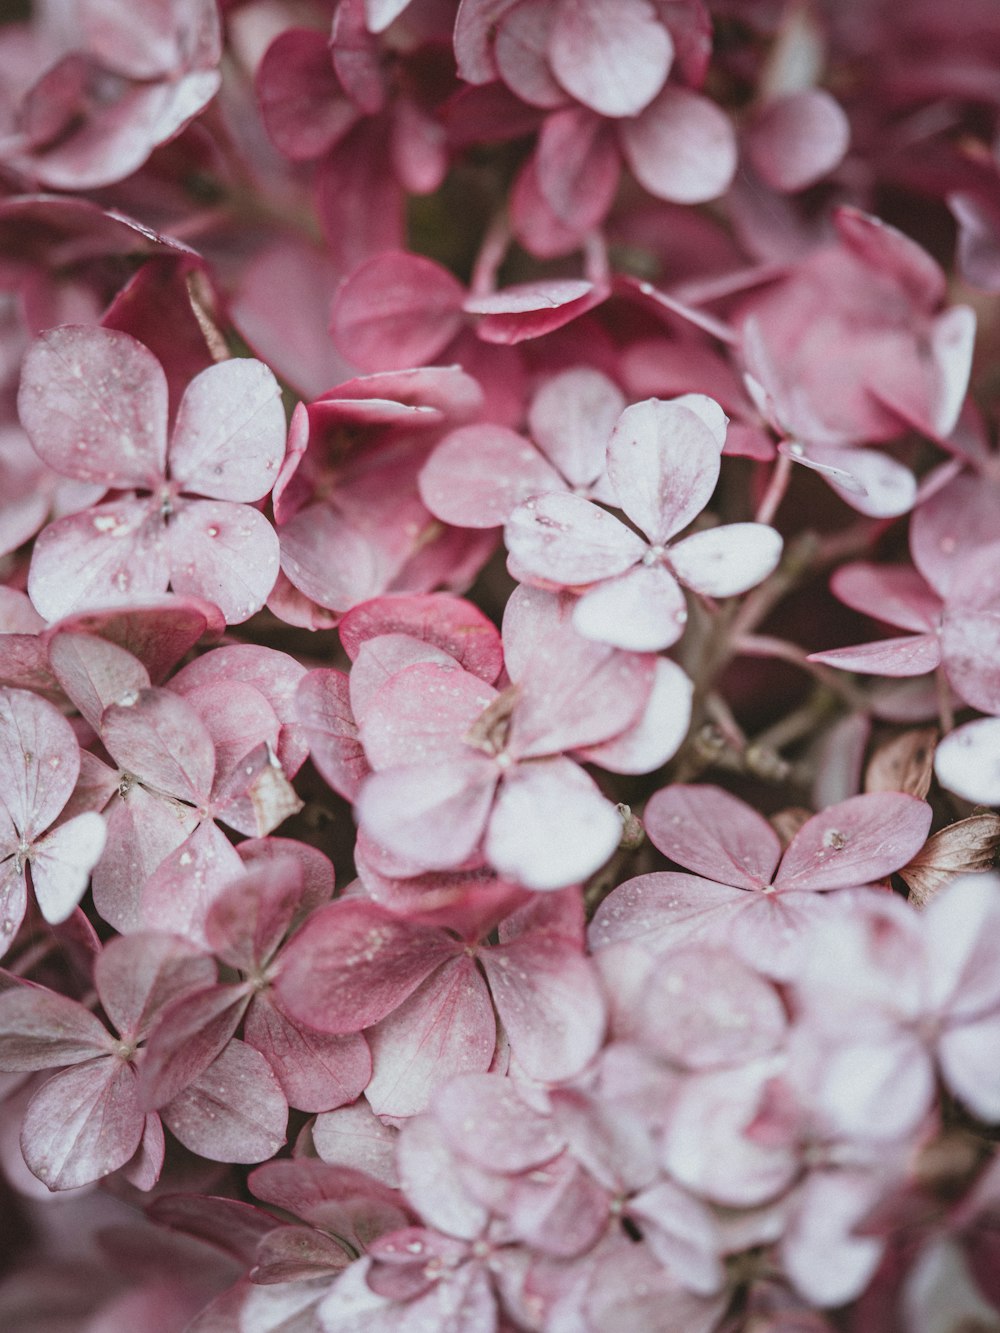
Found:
735,633 -> 868,707
469,210 -> 512,296
755,453 -> 793,525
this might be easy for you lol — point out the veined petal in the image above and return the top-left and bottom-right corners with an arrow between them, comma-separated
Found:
505,492 -> 643,586
572,563 -> 688,652
607,399 -> 722,544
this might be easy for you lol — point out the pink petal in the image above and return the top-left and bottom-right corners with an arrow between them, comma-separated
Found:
169,359 -> 286,502
313,1098 -> 400,1186
256,28 -> 357,161
607,399 -> 722,543
139,984 -> 250,1110
504,596 -> 654,754
549,0 -> 672,119
17,326 -> 167,488
528,367 -> 624,489
0,986 -> 113,1069
745,90 -> 850,193
835,207 -> 946,309
167,498 -> 279,624
662,1059 -> 796,1207
505,491 -> 644,586
365,956 -> 495,1117
140,820 -> 244,947
30,812 -> 106,924
330,252 -> 465,372
805,444 -> 918,518
311,366 -> 482,428
359,661 -> 497,769
204,856 -> 303,972
494,0 -> 566,109
356,759 -> 498,872
911,474 -> 1000,599
94,932 -> 216,1043
27,498 -> 169,622
535,107 -> 620,232
486,759 -> 622,890
829,562 -> 940,633
935,719 -> 1000,805
628,1180 -> 723,1296
279,505 -> 384,613
45,596 -> 225,684
620,86 -> 737,203
161,1038 -> 287,1163
782,1171 -> 885,1309
349,635 -> 457,720
272,901 -> 459,1034
808,635 -> 942,678
645,784 -> 781,888
635,947 -> 786,1069
396,1115 -> 488,1238
776,792 -> 933,891
669,522 -> 782,597
169,642 -> 308,776
48,632 -> 151,732
91,783 -> 200,933
575,657 -> 693,774
938,1014 -> 1000,1122
245,995 -> 371,1113
466,279 -> 607,344
0,688 -> 80,838
453,0 -> 521,83
340,594 -> 504,683
22,1058 -> 144,1190
481,933 -> 605,1080
942,605 -> 1000,713
296,669 -> 369,801
419,424 -> 564,528
238,836 -> 334,917
433,1071 -> 565,1173
572,563 -> 688,651
101,687 -> 214,804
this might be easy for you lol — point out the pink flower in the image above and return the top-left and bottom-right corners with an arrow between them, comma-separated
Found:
19,326 -> 286,623
505,397 -> 782,650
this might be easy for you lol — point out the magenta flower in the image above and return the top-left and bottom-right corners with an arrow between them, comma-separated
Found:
505,397 -> 783,650
19,326 -> 286,624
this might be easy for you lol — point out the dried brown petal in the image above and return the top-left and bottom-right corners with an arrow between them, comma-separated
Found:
865,727 -> 938,799
899,814 -> 1000,908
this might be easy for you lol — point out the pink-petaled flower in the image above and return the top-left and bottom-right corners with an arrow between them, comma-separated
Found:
737,209 -> 976,517
0,930 -> 287,1190
418,366 -> 623,529
591,785 -> 932,978
273,888 -> 606,1116
792,874 -> 1000,1129
19,326 -> 286,624
809,542 -> 1000,716
0,0 -> 222,190
272,373 -> 495,626
138,853 -> 371,1115
0,686 -> 106,956
354,586 -> 657,888
505,396 -> 782,651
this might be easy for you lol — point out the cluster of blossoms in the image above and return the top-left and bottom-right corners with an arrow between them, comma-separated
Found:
0,1 -> 999,1330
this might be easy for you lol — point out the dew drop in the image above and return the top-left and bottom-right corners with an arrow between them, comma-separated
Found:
206,526 -> 219,538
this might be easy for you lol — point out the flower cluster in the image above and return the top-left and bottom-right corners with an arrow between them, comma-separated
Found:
0,2 -> 998,1331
